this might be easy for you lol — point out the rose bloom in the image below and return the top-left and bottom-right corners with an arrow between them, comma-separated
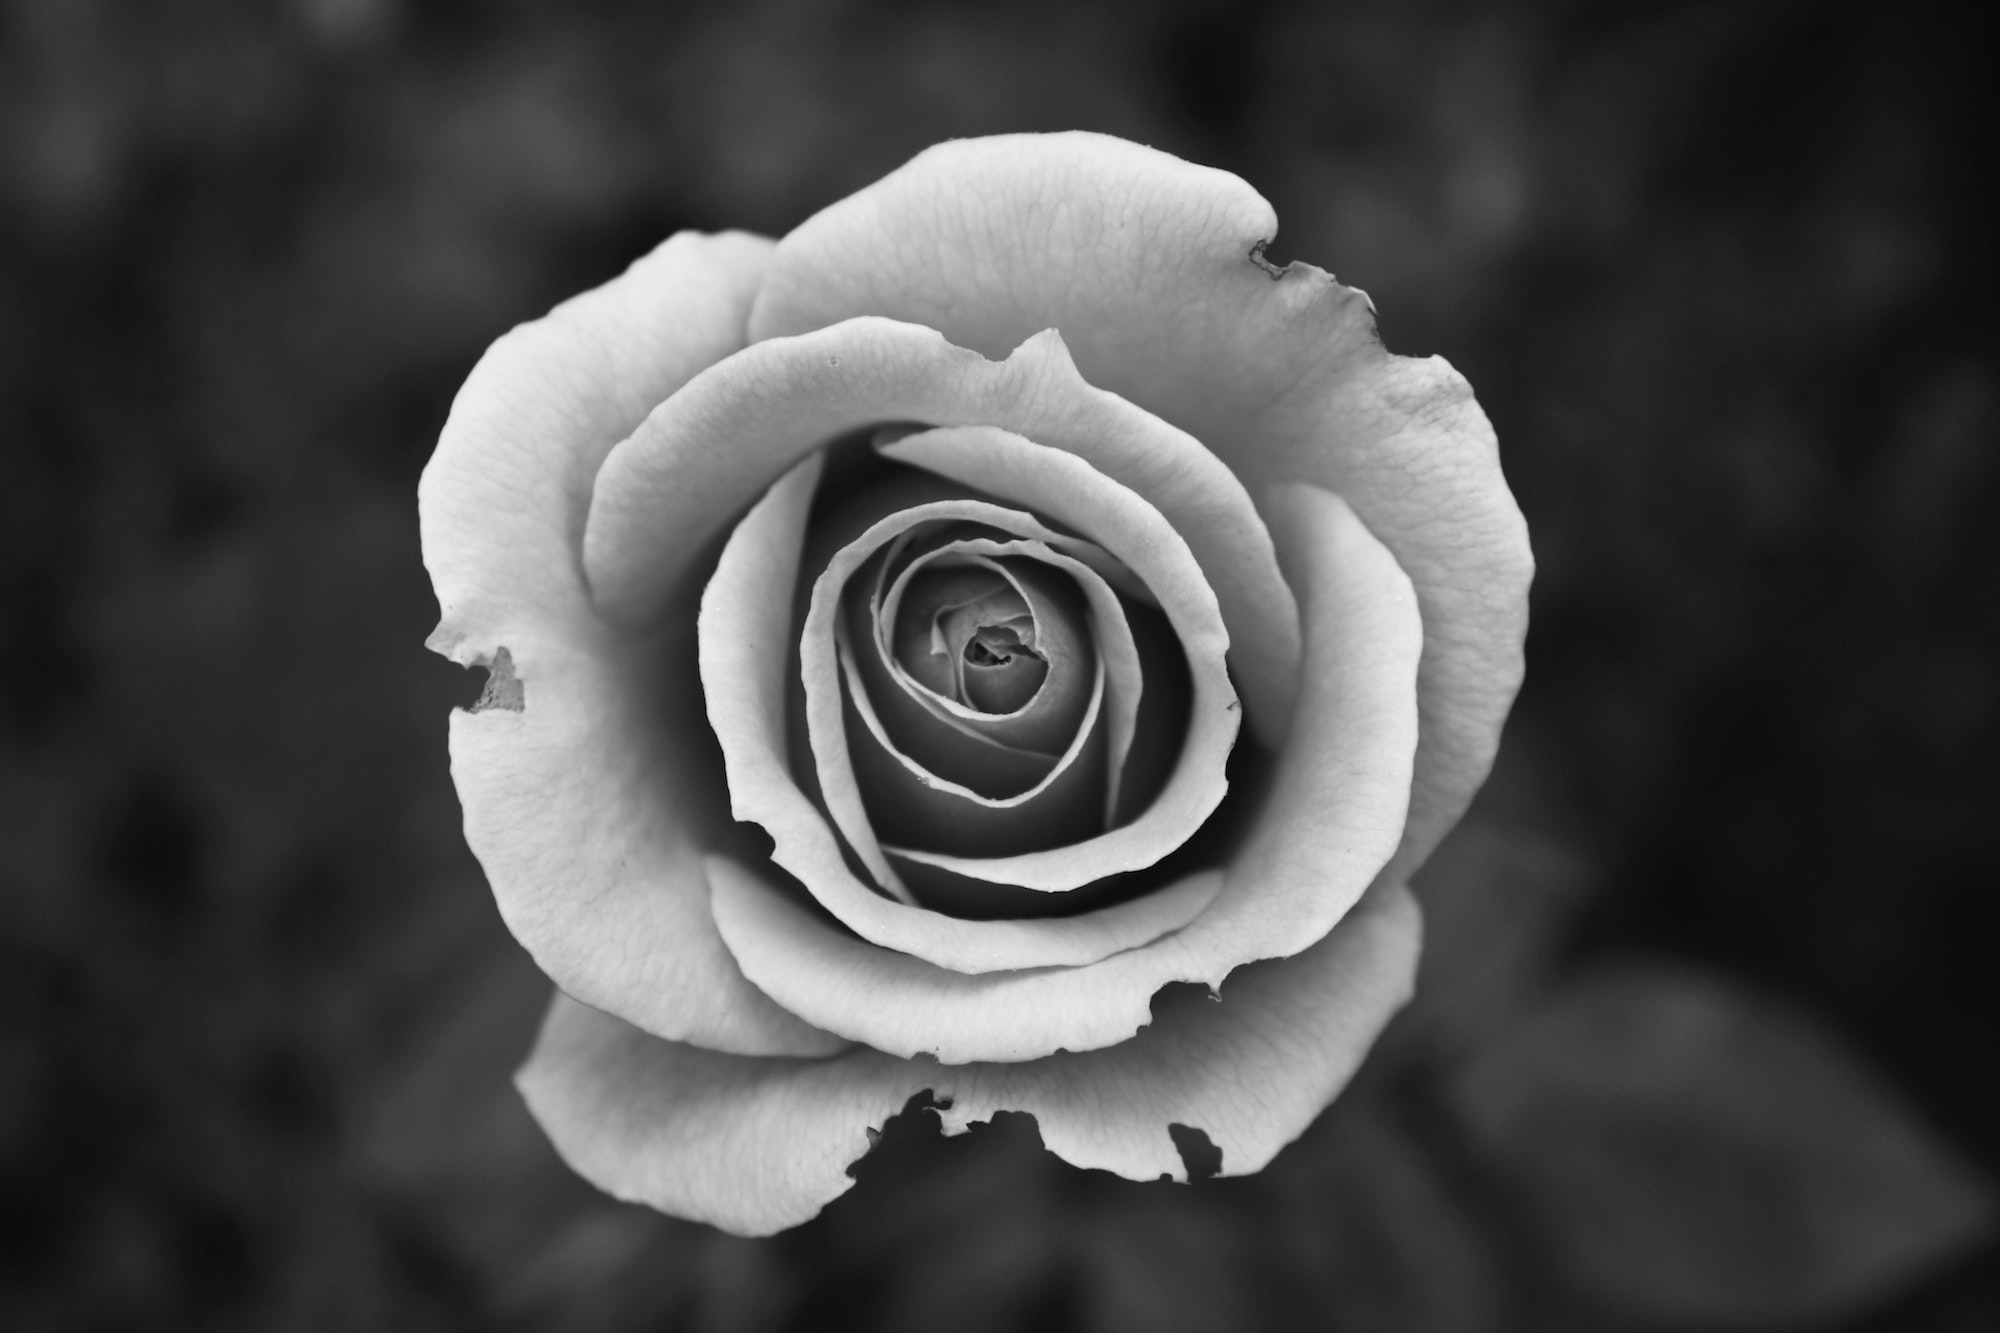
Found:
420,133 -> 1530,1235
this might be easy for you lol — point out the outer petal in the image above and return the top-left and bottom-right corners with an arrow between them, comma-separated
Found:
712,485 -> 1421,1063
420,232 -> 843,1058
518,881 -> 1420,1236
748,132 -> 1531,880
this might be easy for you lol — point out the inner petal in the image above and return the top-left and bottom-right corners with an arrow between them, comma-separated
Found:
961,629 -> 1044,713
879,550 -> 1097,754
893,565 -> 1048,712
844,547 -> 1093,798
804,497 -> 1164,899
863,427 -> 1239,894
838,625 -> 1111,858
948,606 -> 1045,713
865,539 -> 1129,811
698,452 -> 1229,976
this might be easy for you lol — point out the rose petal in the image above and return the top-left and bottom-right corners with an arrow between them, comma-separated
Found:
866,538 -> 1143,824
864,427 -> 1234,892
424,230 -> 769,646
891,561 -> 1049,720
1102,590 -> 1192,829
712,485 -> 1421,1062
837,626 -> 1112,857
747,131 -> 1531,882
846,604 -> 1072,802
701,464 -> 1225,972
809,483 -> 1093,798
517,880 -> 1419,1236
799,486 -> 1230,903
875,552 -> 1093,762
420,231 -> 843,1058
583,316 -> 1301,748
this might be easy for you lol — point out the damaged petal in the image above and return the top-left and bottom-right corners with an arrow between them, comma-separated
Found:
1168,1122 -> 1223,1181
470,646 -> 526,713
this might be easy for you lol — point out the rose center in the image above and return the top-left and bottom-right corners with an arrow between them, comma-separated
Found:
924,591 -> 1042,714
895,569 -> 1056,716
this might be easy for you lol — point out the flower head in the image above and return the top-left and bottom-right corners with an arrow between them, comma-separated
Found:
420,132 -> 1531,1234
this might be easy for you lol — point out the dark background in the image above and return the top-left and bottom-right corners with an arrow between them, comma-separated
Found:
3,1 -> 1995,1329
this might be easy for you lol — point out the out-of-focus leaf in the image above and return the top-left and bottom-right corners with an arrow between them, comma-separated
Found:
1401,785 -> 1592,1064
1450,963 -> 1995,1328
1265,1095 -> 1509,1333
352,922 -> 789,1333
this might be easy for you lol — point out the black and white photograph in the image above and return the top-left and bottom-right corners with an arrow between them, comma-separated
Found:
2,2 -> 1994,1329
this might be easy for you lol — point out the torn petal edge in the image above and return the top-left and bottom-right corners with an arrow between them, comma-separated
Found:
518,880 -> 1419,1234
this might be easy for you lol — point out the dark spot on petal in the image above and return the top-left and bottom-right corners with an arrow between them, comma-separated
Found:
1248,239 -> 1289,281
468,647 -> 524,713
1169,1123 -> 1223,1182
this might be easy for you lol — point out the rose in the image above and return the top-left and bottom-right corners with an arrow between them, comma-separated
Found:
420,132 -> 1530,1235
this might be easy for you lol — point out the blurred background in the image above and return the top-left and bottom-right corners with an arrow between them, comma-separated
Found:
2,0 -> 1995,1329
